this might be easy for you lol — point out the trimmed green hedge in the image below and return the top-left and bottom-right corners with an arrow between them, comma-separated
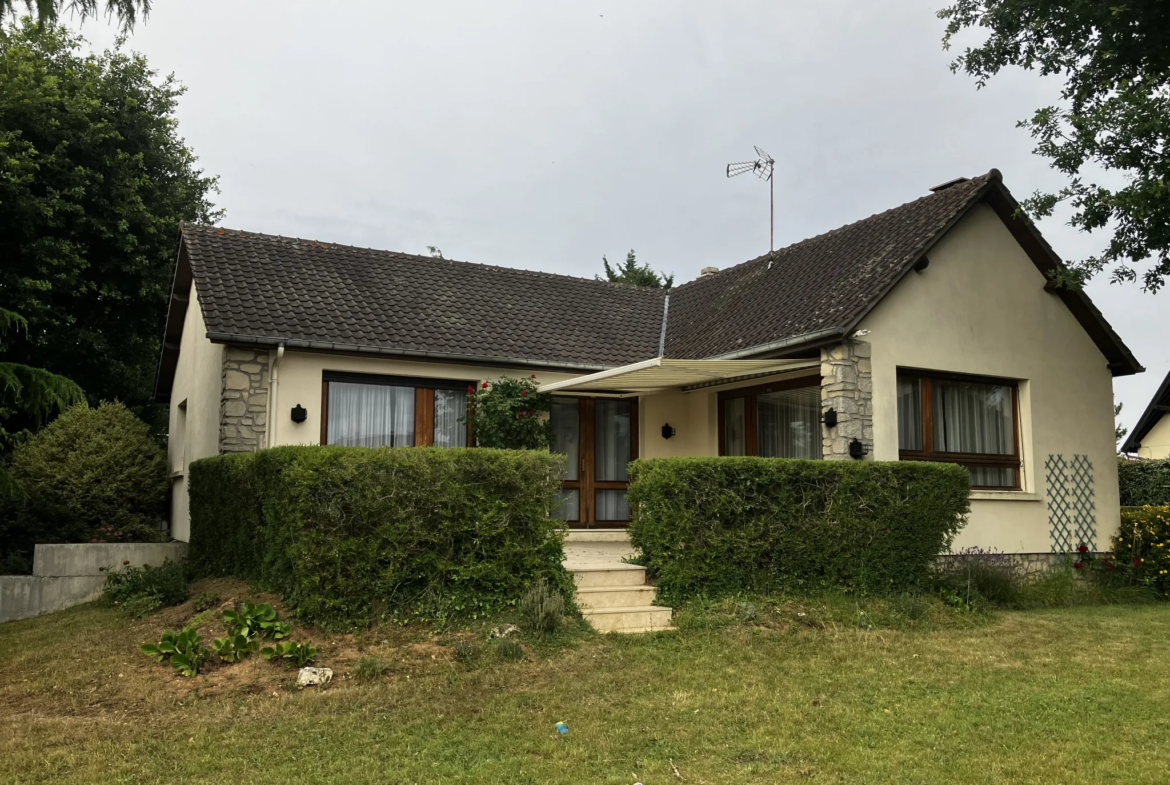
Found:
627,458 -> 970,600
1118,459 -> 1170,507
189,446 -> 569,627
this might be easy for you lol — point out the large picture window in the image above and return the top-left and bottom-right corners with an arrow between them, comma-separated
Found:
717,376 -> 822,459
321,372 -> 472,448
896,370 -> 1020,490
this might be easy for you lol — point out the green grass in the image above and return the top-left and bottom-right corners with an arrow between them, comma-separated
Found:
2,595 -> 1169,784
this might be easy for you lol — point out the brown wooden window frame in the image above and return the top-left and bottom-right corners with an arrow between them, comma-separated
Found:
716,375 -> 822,457
896,368 -> 1022,491
554,396 -> 639,529
320,371 -> 474,448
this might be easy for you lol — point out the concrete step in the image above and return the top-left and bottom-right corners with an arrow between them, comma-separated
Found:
562,528 -> 631,544
575,584 -> 658,610
582,605 -> 674,633
570,563 -> 647,589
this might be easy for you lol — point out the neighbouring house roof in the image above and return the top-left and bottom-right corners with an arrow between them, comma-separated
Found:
155,169 -> 1143,402
1121,370 -> 1170,454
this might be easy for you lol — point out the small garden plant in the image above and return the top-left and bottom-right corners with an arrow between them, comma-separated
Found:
104,559 -> 190,617
465,375 -> 553,449
143,601 -> 316,678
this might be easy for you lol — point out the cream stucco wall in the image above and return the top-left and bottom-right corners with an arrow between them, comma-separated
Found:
1137,416 -> 1170,460
857,203 -> 1122,553
266,352 -> 585,447
167,283 -> 224,542
639,390 -> 719,459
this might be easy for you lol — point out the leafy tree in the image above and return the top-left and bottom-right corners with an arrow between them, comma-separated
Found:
598,250 -> 674,289
0,0 -> 148,29
1115,400 -> 1127,450
0,307 -> 84,496
0,21 -> 220,435
939,1 -> 1170,291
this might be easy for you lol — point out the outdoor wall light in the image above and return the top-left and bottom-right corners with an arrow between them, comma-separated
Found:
661,423 -> 676,440
821,408 -> 838,428
848,438 -> 869,460
291,404 -> 308,424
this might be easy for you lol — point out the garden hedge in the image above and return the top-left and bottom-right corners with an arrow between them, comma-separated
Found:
1118,459 -> 1170,507
627,457 -> 970,600
1114,505 -> 1170,595
188,446 -> 569,627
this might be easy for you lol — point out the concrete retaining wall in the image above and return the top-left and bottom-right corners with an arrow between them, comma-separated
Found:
0,542 -> 188,624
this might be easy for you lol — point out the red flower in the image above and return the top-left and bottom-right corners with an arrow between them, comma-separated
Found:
1077,544 -> 1089,554
482,382 -> 489,389
1073,561 -> 1084,569
521,390 -> 527,397
467,386 -> 475,393
1106,562 -> 1115,571
1134,558 -> 1143,567
530,374 -> 536,379
529,410 -> 535,416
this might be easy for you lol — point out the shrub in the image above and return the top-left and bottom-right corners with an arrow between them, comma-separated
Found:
260,641 -> 317,667
188,445 -> 571,627
519,578 -> 565,635
494,638 -> 525,662
103,559 -> 190,612
1117,459 -> 1170,507
933,548 -> 1023,607
1113,505 -> 1170,594
8,403 -> 167,553
627,457 -> 970,600
223,601 -> 291,640
467,376 -> 553,450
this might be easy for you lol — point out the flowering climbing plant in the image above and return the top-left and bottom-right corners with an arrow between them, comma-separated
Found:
464,375 -> 553,450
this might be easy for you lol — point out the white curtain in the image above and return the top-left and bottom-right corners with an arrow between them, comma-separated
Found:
756,386 -> 820,459
433,389 -> 468,448
595,399 -> 632,521
327,382 -> 414,447
932,379 -> 1013,455
550,398 -> 581,521
896,377 -> 923,451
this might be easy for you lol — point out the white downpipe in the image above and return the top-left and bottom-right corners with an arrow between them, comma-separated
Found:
266,343 -> 285,448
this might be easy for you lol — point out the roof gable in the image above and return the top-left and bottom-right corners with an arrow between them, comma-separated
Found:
1122,370 -> 1170,454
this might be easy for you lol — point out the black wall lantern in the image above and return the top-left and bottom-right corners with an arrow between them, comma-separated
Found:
290,404 -> 308,424
821,408 -> 838,429
661,423 -> 676,440
848,438 -> 869,460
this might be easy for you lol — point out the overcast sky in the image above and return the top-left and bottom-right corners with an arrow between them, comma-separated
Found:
80,1 -> 1167,434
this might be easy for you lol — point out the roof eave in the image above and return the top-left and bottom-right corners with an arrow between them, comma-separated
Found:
153,233 -> 192,403
1121,369 -> 1170,453
202,332 -> 614,374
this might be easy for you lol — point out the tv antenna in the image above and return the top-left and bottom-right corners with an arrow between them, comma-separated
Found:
726,145 -> 776,251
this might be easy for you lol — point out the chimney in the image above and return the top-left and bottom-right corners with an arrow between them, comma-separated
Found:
700,266 -> 719,278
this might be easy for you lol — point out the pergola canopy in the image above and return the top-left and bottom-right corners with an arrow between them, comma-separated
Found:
537,357 -> 820,396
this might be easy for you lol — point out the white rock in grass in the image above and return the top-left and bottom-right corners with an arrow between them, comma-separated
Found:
297,667 -> 333,687
490,624 -> 520,639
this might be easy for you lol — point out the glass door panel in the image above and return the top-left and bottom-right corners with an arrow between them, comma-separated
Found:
723,397 -> 747,456
756,386 -> 821,459
550,397 -> 582,521
550,397 -> 637,527
594,399 -> 632,481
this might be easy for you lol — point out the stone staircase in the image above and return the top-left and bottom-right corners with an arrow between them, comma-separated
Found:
563,529 -> 674,633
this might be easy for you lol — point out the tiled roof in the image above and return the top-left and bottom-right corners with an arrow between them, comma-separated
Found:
155,169 -> 1140,401
663,173 -> 992,358
1121,369 -> 1170,454
180,226 -> 667,368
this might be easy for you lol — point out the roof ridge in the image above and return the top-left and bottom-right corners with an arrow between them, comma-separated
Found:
671,171 -> 994,294
181,224 -> 669,295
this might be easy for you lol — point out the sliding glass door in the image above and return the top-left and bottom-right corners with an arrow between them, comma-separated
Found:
551,396 -> 638,527
718,376 -> 822,459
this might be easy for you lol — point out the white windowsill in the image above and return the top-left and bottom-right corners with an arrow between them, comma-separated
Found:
970,490 -> 1041,502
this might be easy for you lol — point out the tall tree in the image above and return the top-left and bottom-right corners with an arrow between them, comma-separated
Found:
0,21 -> 219,435
1,0 -> 148,29
598,250 -> 674,289
939,0 -> 1170,291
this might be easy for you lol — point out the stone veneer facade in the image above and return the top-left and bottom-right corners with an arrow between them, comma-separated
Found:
219,347 -> 270,454
820,340 -> 873,460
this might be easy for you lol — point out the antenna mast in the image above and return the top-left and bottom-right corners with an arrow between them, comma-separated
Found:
726,146 -> 776,251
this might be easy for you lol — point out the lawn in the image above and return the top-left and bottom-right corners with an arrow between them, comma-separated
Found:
2,584 -> 1169,785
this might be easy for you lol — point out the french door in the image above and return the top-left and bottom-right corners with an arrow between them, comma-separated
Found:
551,396 -> 638,528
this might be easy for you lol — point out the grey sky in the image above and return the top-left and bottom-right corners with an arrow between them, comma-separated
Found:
82,0 -> 1167,434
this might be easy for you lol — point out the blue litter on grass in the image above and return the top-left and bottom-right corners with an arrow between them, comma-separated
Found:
555,721 -> 568,734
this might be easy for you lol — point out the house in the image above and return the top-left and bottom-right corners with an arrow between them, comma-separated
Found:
1121,371 -> 1170,459
156,169 -> 1141,562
